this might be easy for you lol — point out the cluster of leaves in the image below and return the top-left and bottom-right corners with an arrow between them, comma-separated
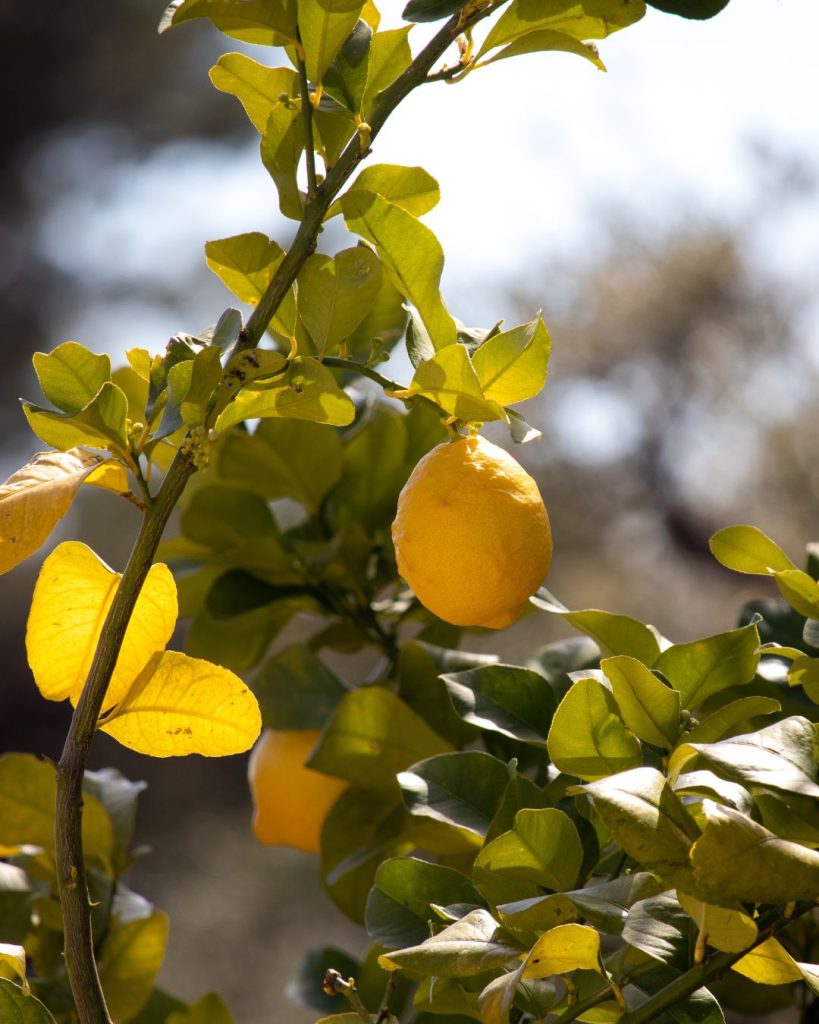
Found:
0,754 -> 238,1024
283,526 -> 819,1024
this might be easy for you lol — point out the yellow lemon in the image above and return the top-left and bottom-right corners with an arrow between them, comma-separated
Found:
248,729 -> 347,854
392,434 -> 552,629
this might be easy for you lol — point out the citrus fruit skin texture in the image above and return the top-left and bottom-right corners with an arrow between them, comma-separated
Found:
392,434 -> 552,629
248,728 -> 347,854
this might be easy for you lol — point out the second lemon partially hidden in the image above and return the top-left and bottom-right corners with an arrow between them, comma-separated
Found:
248,728 -> 347,854
391,434 -> 552,630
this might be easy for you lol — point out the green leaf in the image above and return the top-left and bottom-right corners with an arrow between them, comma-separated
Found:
477,0 -> 645,59
298,247 -> 382,353
672,771 -> 753,815
23,382 -> 129,454
167,993 -> 236,1024
0,753 -> 113,869
299,0 -> 366,84
789,655 -> 819,705
252,645 -> 348,729
647,0 -> 729,19
204,232 -> 296,338
690,800 -> 819,905
709,526 -> 819,618
217,417 -> 343,511
328,164 -> 440,219
498,872 -> 659,935
579,767 -> 701,892
396,641 -> 480,748
398,750 -> 510,838
755,792 -> 819,848
621,892 -> 690,968
309,686 -> 452,791
324,18 -> 372,111
625,967 -> 726,1024
682,695 -> 781,744
83,767 -> 146,873
547,677 -> 642,782
340,190 -> 457,349
654,623 -> 760,710
209,55 -> 298,133
675,716 -> 819,799
159,0 -> 298,45
406,344 -> 507,422
677,892 -> 757,955
532,600 -> 661,664
481,31 -> 606,72
471,315 -> 551,407
602,656 -> 680,749
378,908 -> 521,977
330,406 -> 408,529
99,912 -> 170,1022
709,525 -> 797,575
441,664 -> 556,744
366,857 -> 480,949
0,979 -> 57,1024
171,346 -> 223,428
321,787 -> 409,923
474,808 -> 583,907
32,341 -> 111,414
214,357 -> 355,432
261,103 -> 305,221
129,989 -> 188,1024
360,28 -> 413,119
402,0 -> 469,23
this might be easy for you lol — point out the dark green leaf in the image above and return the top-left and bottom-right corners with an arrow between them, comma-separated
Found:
647,0 -> 729,19
402,0 -> 469,23
0,980 -> 57,1024
82,767 -> 146,873
366,857 -> 480,949
442,664 -> 556,744
251,645 -> 348,730
622,892 -> 691,969
398,751 -> 510,837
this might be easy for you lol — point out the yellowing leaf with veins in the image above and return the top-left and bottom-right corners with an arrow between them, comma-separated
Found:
677,892 -> 757,953
26,541 -> 177,712
732,936 -> 804,985
99,650 -> 262,757
84,460 -> 131,496
0,448 -> 123,574
522,923 -> 601,979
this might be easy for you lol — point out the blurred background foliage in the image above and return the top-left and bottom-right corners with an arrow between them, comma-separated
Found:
2,2 -> 819,1021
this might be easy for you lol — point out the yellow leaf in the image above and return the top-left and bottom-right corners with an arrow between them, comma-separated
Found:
732,936 -> 804,985
0,942 -> 29,994
677,892 -> 757,953
99,650 -> 262,757
84,460 -> 132,496
26,541 -> 177,712
0,448 -> 113,574
522,923 -> 602,980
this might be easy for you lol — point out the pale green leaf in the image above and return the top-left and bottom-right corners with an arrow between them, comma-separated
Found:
709,524 -> 797,575
654,623 -> 760,710
298,246 -> 382,352
261,105 -> 304,220
327,163 -> 440,219
214,356 -> 355,432
406,344 -> 507,422
602,655 -> 680,749
360,27 -> 413,118
209,54 -> 297,133
480,31 -> 606,72
99,912 -> 170,1022
547,677 -> 642,781
682,695 -> 781,745
159,0 -> 298,45
298,0 -> 366,84
472,315 -> 551,406
341,190 -> 457,349
32,341 -> 111,414
23,382 -> 129,454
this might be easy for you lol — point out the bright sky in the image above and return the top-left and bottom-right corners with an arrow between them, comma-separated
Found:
37,0 -> 819,355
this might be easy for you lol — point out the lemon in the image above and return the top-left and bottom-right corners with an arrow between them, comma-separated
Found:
391,434 -> 552,629
248,728 -> 347,854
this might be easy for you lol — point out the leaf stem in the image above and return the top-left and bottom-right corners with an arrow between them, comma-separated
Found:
55,449 -> 195,1024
